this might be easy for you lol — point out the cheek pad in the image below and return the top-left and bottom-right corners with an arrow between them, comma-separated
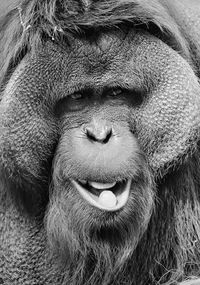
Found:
135,52 -> 200,173
0,58 -> 59,179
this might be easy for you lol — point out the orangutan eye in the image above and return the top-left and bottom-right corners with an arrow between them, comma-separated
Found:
69,93 -> 84,100
110,88 -> 123,97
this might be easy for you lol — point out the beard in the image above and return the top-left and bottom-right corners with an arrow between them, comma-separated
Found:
45,152 -> 154,285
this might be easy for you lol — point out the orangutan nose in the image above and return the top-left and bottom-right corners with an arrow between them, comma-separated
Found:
85,122 -> 113,144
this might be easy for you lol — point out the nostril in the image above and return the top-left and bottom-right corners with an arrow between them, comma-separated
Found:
102,130 -> 112,144
86,127 -> 113,144
86,129 -> 97,142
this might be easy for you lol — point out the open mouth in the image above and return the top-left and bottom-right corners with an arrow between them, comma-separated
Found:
71,179 -> 131,211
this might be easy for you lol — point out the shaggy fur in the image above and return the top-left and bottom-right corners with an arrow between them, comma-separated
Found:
0,0 -> 191,87
46,146 -> 154,284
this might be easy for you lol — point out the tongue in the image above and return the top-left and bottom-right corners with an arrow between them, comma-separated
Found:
98,191 -> 117,208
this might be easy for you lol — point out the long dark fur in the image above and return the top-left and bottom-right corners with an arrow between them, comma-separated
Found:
46,148 -> 154,285
135,148 -> 200,284
43,147 -> 200,285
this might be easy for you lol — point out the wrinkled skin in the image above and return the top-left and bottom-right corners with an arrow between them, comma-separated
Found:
1,1 -> 200,285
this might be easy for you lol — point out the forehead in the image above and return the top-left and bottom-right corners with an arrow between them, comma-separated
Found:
44,29 -> 147,91
14,28 -> 165,100
69,29 -> 131,62
61,29 -> 134,71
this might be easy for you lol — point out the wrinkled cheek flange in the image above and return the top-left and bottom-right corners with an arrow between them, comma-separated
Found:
135,64 -> 200,173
